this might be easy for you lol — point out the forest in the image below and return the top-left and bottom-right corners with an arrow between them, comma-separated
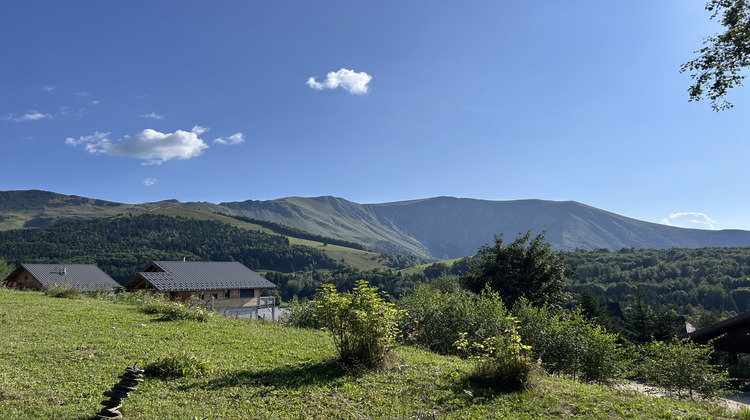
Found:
0,213 -> 346,282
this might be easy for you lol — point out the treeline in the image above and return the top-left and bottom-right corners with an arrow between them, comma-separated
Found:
266,267 -> 428,302
0,214 -> 346,282
560,247 -> 750,317
220,213 -> 368,251
267,258 -> 470,302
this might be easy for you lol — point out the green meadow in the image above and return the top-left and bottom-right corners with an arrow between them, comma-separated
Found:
0,288 -> 746,419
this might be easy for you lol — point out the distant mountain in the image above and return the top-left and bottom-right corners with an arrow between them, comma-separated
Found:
2,190 -> 750,260
219,196 -> 750,259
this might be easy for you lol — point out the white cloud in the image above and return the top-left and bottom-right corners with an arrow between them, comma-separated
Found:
2,110 -> 52,122
65,131 -> 110,146
142,177 -> 158,186
214,132 -> 245,145
140,112 -> 164,120
306,68 -> 372,94
66,126 -> 209,165
92,100 -> 100,105
43,86 -> 55,92
191,125 -> 209,135
661,212 -> 716,230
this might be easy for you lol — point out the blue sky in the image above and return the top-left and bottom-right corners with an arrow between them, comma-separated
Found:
2,1 -> 749,231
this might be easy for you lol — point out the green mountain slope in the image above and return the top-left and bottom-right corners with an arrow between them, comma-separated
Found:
4,190 -> 750,260
221,196 -> 750,259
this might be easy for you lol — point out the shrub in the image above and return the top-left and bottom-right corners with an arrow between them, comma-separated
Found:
140,293 -> 214,322
144,352 -> 212,379
454,320 -> 534,391
513,299 -> 623,383
398,283 -> 514,355
285,297 -> 320,329
631,338 -> 730,400
45,284 -> 82,299
313,281 -> 401,369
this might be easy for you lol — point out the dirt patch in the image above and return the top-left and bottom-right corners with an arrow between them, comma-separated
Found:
617,381 -> 750,412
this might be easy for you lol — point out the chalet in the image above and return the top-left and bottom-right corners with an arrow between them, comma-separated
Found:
685,311 -> 750,364
124,261 -> 277,317
2,263 -> 120,292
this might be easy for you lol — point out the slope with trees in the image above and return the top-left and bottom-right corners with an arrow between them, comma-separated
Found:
0,214 -> 347,283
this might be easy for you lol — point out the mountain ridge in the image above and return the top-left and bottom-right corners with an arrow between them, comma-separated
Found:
2,189 -> 750,260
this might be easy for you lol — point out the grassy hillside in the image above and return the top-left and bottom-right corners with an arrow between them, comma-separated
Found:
0,289 -> 744,419
132,206 -> 391,271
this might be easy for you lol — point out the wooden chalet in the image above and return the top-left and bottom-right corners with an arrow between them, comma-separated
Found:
2,263 -> 120,292
124,261 -> 277,316
686,311 -> 750,363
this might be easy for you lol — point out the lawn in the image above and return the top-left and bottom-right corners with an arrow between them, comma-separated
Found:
0,289 -> 746,419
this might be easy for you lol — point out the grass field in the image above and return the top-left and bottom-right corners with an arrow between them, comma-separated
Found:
0,288 -> 746,419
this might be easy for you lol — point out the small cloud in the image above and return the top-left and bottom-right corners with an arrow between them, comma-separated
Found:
661,212 -> 716,230
66,127 -> 209,165
92,100 -> 100,105
65,131 -> 109,146
306,68 -> 372,94
75,91 -> 90,97
60,106 -> 87,118
43,86 -> 55,92
191,125 -> 209,135
136,94 -> 148,99
140,112 -> 164,120
142,177 -> 158,186
214,132 -> 244,145
2,110 -> 52,122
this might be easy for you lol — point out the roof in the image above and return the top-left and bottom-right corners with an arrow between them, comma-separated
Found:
126,261 -> 276,292
685,311 -> 750,354
6,264 -> 120,292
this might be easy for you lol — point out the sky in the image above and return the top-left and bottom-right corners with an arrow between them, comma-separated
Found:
2,1 -> 749,231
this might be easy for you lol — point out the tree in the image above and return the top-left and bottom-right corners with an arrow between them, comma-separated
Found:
682,0 -> 750,111
461,231 -> 571,307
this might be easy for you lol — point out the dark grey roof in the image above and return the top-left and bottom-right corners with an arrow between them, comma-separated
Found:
14,264 -> 119,292
685,311 -> 750,354
129,261 -> 276,292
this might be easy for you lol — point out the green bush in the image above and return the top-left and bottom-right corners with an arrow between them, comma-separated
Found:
140,293 -> 214,322
398,283 -> 514,355
454,319 -> 535,391
285,297 -> 320,329
313,281 -> 401,369
631,339 -> 730,400
45,284 -> 82,299
513,300 -> 623,383
144,352 -> 212,379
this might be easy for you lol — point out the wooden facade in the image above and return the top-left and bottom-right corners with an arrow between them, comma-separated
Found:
3,267 -> 45,290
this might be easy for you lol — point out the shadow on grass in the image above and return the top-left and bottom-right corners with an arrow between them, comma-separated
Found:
181,360 -> 348,391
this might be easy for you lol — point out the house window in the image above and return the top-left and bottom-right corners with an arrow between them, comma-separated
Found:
211,294 -> 218,300
198,294 -> 204,300
224,289 -> 231,299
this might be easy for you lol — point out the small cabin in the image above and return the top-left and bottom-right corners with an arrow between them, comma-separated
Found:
2,263 -> 120,292
124,261 -> 277,317
686,311 -> 750,364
